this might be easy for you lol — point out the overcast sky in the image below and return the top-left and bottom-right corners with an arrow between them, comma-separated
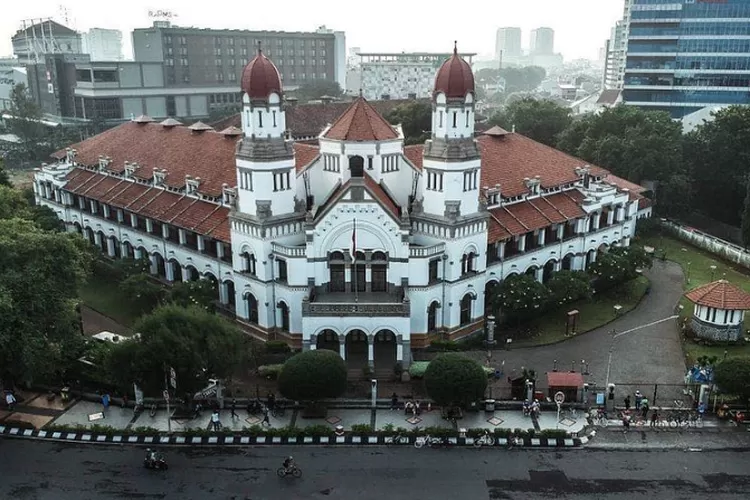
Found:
1,0 -> 624,61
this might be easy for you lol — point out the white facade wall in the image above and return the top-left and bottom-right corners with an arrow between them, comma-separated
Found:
421,156 -> 482,216
235,158 -> 297,216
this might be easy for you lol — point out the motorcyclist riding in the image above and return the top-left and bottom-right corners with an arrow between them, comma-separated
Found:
146,448 -> 162,463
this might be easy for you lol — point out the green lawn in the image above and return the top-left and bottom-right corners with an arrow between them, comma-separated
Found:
640,232 -> 750,364
78,271 -> 141,327
515,275 -> 651,347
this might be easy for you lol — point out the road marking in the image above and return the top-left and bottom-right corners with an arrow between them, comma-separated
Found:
613,315 -> 679,339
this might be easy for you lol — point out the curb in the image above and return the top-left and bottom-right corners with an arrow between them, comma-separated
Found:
0,425 -> 583,448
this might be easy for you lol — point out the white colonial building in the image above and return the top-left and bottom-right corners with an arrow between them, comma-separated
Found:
34,45 -> 651,374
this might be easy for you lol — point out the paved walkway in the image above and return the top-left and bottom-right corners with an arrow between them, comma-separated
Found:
466,260 -> 688,405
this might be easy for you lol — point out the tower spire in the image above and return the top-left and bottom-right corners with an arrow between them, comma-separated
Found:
257,40 -> 262,56
453,40 -> 458,55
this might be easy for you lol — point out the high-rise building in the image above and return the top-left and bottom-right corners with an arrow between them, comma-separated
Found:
495,27 -> 522,62
11,20 -> 83,65
622,0 -> 750,118
530,27 -> 554,55
603,20 -> 627,89
82,28 -> 124,61
131,22 -> 346,91
357,50 -> 476,100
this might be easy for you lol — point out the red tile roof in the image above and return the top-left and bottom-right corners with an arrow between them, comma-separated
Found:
544,192 -> 586,219
638,197 -> 653,209
323,97 -> 399,142
546,371 -> 584,388
685,280 -> 750,310
107,182 -> 150,209
478,133 -> 607,198
604,175 -> 647,194
54,122 -> 316,195
294,143 -> 320,172
365,176 -> 400,217
240,49 -> 282,100
434,45 -> 475,99
404,144 -> 424,170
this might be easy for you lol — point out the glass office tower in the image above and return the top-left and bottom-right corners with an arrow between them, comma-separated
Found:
622,0 -> 750,118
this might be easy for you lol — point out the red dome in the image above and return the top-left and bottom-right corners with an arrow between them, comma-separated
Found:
434,42 -> 475,99
241,47 -> 282,100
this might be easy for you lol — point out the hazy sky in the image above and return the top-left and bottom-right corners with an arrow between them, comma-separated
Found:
1,0 -> 624,60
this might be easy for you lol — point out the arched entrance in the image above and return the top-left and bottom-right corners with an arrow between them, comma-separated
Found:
109,235 -> 121,257
345,329 -> 368,368
427,301 -> 440,332
525,266 -> 539,281
168,258 -> 182,282
85,227 -> 95,245
95,230 -> 106,253
460,293 -> 474,326
316,329 -> 340,352
122,241 -> 134,259
277,301 -> 290,332
543,260 -> 556,283
244,292 -> 259,323
184,265 -> 199,281
374,330 -> 397,372
562,253 -> 574,271
73,222 -> 83,235
349,155 -> 364,178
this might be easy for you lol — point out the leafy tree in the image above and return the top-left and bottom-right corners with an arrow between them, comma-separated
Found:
743,178 -> 750,249
167,279 -> 218,312
385,101 -> 431,145
490,273 -> 552,322
490,97 -> 572,146
0,160 -> 10,187
0,218 -> 94,384
277,349 -> 347,402
546,270 -> 592,306
118,273 -> 165,316
106,304 -> 246,396
714,357 -> 750,405
609,245 -> 653,272
685,106 -> 750,226
6,83 -> 46,161
586,251 -> 632,291
424,353 -> 487,407
556,105 -> 683,184
111,257 -> 151,280
657,174 -> 692,219
292,80 -> 343,103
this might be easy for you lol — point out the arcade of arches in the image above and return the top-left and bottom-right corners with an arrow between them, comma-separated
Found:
74,223 -> 234,310
305,329 -> 405,370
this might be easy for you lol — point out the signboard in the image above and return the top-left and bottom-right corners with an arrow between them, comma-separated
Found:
554,391 -> 565,405
596,392 -> 605,405
163,390 -> 170,402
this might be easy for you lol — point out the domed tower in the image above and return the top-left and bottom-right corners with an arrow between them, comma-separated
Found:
235,44 -> 296,218
421,42 -> 481,218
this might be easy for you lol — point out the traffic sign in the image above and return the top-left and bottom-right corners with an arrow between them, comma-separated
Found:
163,390 -> 170,402
554,391 -> 565,404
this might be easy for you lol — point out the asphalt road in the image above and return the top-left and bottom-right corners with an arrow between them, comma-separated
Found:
2,438 -> 749,500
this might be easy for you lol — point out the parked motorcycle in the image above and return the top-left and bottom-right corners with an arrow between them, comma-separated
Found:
414,435 -> 448,449
143,449 -> 168,470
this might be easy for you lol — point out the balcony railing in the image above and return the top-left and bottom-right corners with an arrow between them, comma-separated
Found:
409,243 -> 445,258
272,242 -> 306,258
302,286 -> 410,317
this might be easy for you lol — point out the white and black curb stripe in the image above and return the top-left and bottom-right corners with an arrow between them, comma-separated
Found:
0,425 -> 584,447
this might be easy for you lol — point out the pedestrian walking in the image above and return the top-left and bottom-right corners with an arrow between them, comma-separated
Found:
641,401 -> 650,420
650,411 -> 659,427
101,393 -> 110,411
622,412 -> 631,431
390,392 -> 399,410
261,407 -> 271,427
634,391 -> 643,411
211,410 -> 222,431
121,394 -> 128,409
5,391 -> 16,411
267,391 -> 276,412
624,395 -> 631,411
230,398 -> 238,419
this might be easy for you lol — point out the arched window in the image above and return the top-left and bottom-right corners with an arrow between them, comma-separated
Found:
427,301 -> 439,332
349,155 -> 364,178
246,293 -> 258,324
460,293 -> 473,326
278,301 -> 290,332
329,251 -> 345,292
241,251 -> 256,275
461,252 -> 476,275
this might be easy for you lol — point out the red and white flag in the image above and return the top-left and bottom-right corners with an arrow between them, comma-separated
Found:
350,218 -> 357,262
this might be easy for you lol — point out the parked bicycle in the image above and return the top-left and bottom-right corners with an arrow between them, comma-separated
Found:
386,433 -> 408,446
414,435 -> 448,449
473,430 -> 496,448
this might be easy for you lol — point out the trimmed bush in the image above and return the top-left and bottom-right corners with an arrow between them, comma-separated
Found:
278,349 -> 347,402
429,340 -> 465,352
265,340 -> 291,354
424,353 -> 487,407
408,361 -> 430,378
258,364 -> 284,379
